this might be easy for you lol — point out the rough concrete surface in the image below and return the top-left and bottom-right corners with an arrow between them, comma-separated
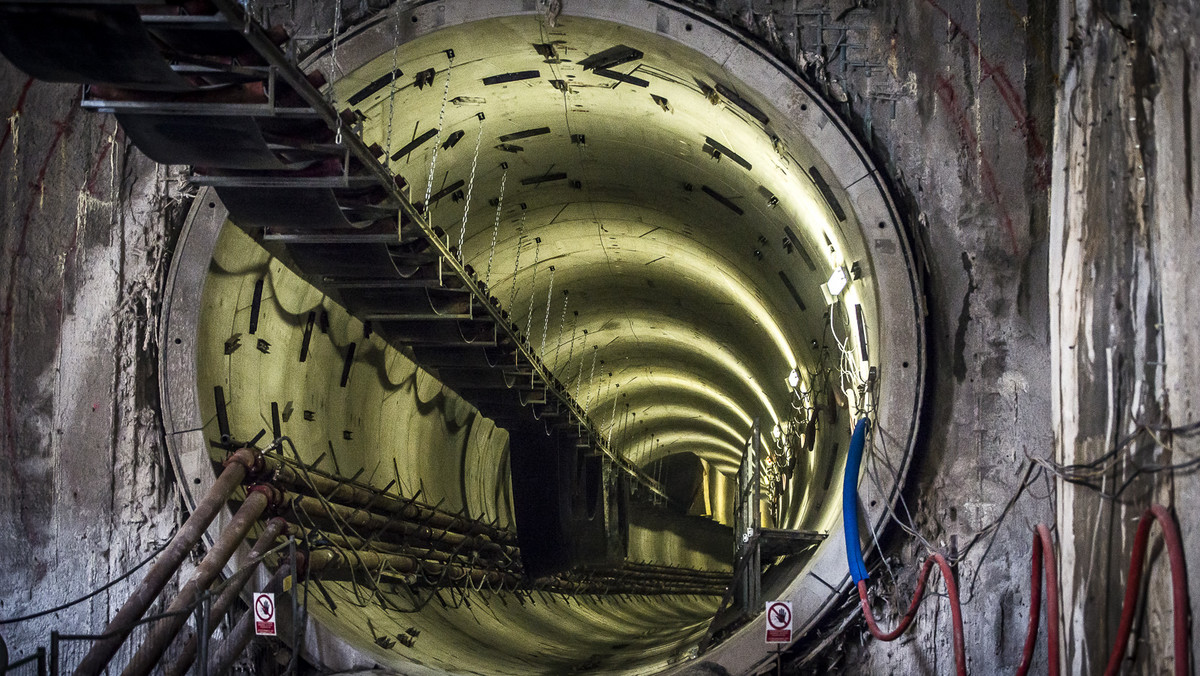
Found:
1050,0 -> 1200,674
0,68 -> 191,666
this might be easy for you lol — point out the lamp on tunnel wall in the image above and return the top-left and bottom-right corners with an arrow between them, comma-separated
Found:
822,266 -> 850,305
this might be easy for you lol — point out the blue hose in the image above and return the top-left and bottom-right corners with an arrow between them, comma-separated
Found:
842,417 -> 871,583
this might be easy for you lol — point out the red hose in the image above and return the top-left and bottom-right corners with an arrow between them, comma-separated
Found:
1016,525 -> 1060,676
857,552 -> 967,676
1102,505 -> 1191,676
854,506 -> 1189,676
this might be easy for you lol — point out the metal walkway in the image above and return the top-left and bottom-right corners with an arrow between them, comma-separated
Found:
0,0 -> 678,575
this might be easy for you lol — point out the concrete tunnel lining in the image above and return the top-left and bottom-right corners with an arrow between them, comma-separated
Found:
158,1 -> 925,673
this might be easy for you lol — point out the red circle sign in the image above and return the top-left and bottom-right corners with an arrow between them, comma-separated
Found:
767,602 -> 791,629
255,594 -> 275,622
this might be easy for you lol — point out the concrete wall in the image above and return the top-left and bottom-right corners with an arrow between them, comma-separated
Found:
0,67 -> 190,665
1050,0 -> 1200,673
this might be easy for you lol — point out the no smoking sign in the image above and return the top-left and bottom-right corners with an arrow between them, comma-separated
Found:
254,592 -> 276,636
765,601 -> 792,643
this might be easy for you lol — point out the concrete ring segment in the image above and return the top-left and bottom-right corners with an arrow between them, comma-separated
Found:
159,1 -> 924,673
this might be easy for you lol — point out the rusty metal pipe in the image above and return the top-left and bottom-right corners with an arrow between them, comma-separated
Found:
74,448 -> 260,676
120,485 -> 277,676
207,561 -> 293,676
160,517 -> 288,676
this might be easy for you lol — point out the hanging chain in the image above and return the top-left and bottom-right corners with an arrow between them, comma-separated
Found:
583,346 -> 598,411
383,12 -> 400,159
595,376 -> 608,426
573,329 -> 588,396
620,408 -> 632,454
552,293 -> 570,370
508,209 -> 527,310
456,114 -> 485,260
539,266 -> 556,356
562,311 -> 579,375
523,237 -> 542,336
423,51 -> 455,220
330,0 -> 344,144
484,166 -> 508,290
607,384 -> 620,445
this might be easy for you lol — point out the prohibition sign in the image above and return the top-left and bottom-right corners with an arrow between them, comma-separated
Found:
254,592 -> 277,636
765,601 -> 792,643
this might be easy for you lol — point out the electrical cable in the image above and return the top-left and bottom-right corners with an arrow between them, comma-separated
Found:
843,415 -> 966,674
1015,525 -> 1059,676
0,529 -> 176,625
842,418 -> 870,584
844,413 -> 1192,676
1102,505 -> 1190,676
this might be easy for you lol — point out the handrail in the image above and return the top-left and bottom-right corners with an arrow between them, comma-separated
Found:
207,0 -> 670,502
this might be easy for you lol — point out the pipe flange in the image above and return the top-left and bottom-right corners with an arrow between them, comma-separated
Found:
223,446 -> 265,475
247,484 -> 285,513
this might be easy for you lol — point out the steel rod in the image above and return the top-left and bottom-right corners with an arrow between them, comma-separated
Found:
265,456 -> 514,544
73,448 -> 260,676
160,517 -> 288,676
121,486 -> 276,676
207,561 -> 293,676
283,491 -> 516,559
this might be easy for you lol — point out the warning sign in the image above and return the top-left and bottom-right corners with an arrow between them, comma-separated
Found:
765,601 -> 792,643
253,592 -> 276,636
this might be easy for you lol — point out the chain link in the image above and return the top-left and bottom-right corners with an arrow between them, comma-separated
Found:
523,238 -> 542,337
573,329 -> 588,397
607,384 -> 620,445
508,209 -> 527,311
561,311 -> 579,375
484,167 -> 508,290
383,12 -> 400,159
551,292 -> 570,369
423,52 -> 455,221
456,115 -> 485,260
584,345 -> 598,412
627,407 -> 635,452
539,266 -> 556,356
331,0 -> 343,144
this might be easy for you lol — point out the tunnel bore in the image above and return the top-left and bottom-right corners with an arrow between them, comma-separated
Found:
158,3 -> 926,674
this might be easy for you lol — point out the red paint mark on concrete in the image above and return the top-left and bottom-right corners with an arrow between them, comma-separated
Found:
84,121 -> 115,197
936,74 -> 1020,254
1,97 -> 81,545
922,0 -> 1051,189
0,77 -> 35,153
85,145 -> 113,196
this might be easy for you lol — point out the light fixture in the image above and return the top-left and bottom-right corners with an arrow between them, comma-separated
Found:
787,368 -> 801,389
826,267 -> 849,297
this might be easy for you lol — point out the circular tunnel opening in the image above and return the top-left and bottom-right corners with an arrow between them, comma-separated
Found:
161,3 -> 925,674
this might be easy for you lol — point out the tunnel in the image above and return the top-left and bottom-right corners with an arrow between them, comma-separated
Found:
151,3 -> 926,673
8,0 -> 1200,674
